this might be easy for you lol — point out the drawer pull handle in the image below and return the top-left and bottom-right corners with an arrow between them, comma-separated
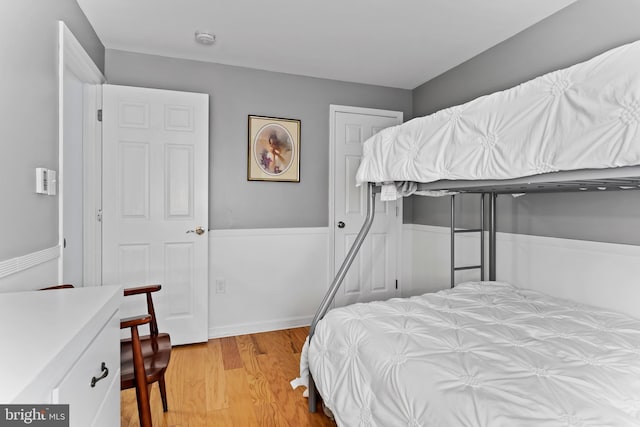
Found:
90,362 -> 109,388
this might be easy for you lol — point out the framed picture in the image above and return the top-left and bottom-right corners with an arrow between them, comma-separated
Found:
248,115 -> 300,182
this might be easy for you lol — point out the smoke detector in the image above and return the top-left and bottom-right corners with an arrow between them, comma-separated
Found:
195,31 -> 216,45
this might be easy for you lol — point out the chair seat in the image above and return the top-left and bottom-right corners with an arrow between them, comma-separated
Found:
120,333 -> 171,389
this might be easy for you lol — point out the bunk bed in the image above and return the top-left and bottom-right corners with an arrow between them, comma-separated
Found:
296,39 -> 640,426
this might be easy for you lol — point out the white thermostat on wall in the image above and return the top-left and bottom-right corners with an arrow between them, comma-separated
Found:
35,167 -> 57,196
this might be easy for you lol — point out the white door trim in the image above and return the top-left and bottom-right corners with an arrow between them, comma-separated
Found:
81,84 -> 103,286
328,104 -> 404,292
57,21 -> 105,285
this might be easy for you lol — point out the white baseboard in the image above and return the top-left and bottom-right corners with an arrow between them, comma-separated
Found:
206,224 -> 640,338
209,315 -> 313,339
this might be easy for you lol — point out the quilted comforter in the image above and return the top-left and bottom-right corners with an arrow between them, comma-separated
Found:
302,282 -> 640,426
356,40 -> 640,193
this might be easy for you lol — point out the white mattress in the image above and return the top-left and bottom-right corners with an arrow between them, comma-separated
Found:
303,282 -> 640,426
356,40 -> 640,192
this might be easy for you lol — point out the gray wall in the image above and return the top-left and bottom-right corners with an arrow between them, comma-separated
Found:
105,50 -> 412,229
0,1 -> 104,260
410,0 -> 640,245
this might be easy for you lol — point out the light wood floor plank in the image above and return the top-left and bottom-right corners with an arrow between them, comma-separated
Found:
180,343 -> 208,426
204,339 -> 228,411
257,353 -> 331,427
225,368 -> 261,425
120,388 -> 138,427
164,344 -> 189,427
287,327 -> 309,353
205,408 -> 233,427
252,330 -> 298,355
236,334 -> 275,405
220,336 -> 243,370
254,402 -> 290,427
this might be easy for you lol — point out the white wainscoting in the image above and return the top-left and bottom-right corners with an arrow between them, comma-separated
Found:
208,227 -> 329,338
407,224 -> 640,319
205,224 -> 640,338
0,246 -> 61,292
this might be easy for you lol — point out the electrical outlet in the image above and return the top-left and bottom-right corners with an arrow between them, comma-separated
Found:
215,278 -> 226,294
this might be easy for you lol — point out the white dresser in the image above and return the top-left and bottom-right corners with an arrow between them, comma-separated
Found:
0,285 -> 122,427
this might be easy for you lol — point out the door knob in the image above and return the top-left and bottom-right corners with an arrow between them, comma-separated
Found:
337,221 -> 345,229
186,226 -> 206,235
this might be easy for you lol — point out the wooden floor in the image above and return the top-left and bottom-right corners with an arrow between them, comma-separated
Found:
121,327 -> 335,427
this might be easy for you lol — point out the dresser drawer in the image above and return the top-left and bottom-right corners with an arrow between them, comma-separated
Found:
52,310 -> 119,427
90,369 -> 120,427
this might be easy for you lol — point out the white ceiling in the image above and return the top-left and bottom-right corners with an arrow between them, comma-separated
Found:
77,0 -> 577,90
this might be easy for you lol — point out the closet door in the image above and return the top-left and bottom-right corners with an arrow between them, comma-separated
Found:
331,105 -> 403,307
102,84 -> 209,345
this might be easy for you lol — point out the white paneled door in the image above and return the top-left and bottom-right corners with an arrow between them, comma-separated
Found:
102,85 -> 209,345
331,105 -> 403,307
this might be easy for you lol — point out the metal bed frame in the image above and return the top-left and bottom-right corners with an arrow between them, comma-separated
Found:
307,165 -> 640,413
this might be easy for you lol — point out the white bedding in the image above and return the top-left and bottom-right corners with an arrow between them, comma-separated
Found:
302,282 -> 640,426
356,40 -> 640,195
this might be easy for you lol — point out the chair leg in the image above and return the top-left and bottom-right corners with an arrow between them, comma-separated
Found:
159,376 -> 168,412
131,327 -> 152,427
136,384 -> 152,427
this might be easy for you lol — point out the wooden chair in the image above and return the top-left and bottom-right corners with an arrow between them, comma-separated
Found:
120,285 -> 172,421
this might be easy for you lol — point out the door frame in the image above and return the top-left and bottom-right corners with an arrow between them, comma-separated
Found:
328,104 -> 404,293
57,22 -> 105,285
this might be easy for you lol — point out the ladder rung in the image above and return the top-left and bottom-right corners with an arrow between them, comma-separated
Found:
454,228 -> 483,233
454,265 -> 482,271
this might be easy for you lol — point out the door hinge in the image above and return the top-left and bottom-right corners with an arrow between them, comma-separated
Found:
396,206 -> 399,217
97,109 -> 103,122
96,209 -> 103,222
395,279 -> 398,289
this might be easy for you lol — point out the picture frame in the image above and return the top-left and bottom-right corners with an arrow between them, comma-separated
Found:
247,115 -> 301,182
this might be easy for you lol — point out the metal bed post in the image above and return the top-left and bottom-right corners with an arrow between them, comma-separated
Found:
489,192 -> 497,281
308,182 -> 377,413
450,195 -> 455,288
480,193 -> 485,281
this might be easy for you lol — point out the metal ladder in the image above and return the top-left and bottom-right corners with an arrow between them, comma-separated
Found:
450,194 -> 485,288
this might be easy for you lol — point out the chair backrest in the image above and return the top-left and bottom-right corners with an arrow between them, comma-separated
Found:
123,285 -> 162,337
